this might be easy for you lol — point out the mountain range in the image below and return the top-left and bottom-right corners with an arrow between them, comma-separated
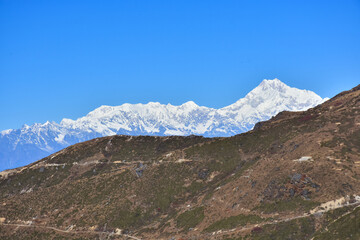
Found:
0,83 -> 358,239
0,79 -> 328,171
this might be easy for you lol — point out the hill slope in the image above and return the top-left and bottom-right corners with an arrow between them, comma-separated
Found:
0,85 -> 358,239
0,79 -> 327,171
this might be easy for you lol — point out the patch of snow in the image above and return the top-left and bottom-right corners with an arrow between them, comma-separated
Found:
1,129 -> 13,136
164,129 -> 186,136
176,159 -> 192,163
55,133 -> 66,143
294,156 -> 313,162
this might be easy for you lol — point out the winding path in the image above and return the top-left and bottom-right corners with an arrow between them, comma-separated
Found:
0,222 -> 142,240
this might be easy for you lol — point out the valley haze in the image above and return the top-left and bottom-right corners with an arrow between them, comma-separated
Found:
0,79 -> 328,171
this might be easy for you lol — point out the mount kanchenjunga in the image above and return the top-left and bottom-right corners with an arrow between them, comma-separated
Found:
0,79 -> 327,171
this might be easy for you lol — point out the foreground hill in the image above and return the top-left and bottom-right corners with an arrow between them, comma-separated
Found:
0,85 -> 358,239
0,79 -> 327,171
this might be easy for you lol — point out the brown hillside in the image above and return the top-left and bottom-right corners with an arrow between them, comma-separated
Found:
0,85 -> 359,240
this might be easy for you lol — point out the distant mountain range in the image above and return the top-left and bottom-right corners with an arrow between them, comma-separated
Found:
0,79 -> 328,171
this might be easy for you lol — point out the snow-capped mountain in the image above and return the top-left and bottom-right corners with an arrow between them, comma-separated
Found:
0,79 -> 328,171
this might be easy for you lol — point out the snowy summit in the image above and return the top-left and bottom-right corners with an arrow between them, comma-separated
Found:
0,79 -> 328,171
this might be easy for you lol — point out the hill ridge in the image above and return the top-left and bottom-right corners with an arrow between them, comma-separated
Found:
0,79 -> 327,171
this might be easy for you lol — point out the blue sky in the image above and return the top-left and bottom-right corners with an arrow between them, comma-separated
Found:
1,0 -> 359,131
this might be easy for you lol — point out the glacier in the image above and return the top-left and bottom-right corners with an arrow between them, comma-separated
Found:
0,79 -> 328,171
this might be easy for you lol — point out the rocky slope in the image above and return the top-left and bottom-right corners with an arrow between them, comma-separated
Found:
0,79 -> 327,171
0,84 -> 358,240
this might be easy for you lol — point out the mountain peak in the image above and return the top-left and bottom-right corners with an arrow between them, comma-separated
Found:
181,101 -> 198,109
260,78 -> 283,85
257,78 -> 288,91
240,79 -> 290,100
0,129 -> 13,136
146,101 -> 162,106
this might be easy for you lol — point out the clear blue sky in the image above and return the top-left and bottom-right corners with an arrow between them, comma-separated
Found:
1,0 -> 359,131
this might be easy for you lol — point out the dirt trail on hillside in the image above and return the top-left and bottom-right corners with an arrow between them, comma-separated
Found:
1,200 -> 358,240
205,200 -> 360,239
0,222 -> 142,240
